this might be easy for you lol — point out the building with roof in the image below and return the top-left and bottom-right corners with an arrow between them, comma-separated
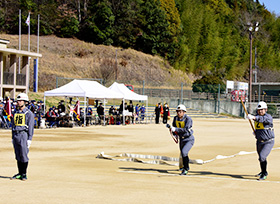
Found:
252,82 -> 280,103
0,38 -> 42,99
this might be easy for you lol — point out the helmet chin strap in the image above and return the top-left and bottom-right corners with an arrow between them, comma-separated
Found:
16,104 -> 24,109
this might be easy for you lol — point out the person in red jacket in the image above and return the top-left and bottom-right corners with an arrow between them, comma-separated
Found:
46,106 -> 58,127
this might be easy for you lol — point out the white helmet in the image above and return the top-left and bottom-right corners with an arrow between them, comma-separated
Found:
176,104 -> 187,112
16,93 -> 29,102
257,101 -> 267,110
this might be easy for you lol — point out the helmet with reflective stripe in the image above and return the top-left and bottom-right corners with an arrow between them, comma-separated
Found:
16,93 -> 29,102
176,104 -> 187,112
257,101 -> 267,109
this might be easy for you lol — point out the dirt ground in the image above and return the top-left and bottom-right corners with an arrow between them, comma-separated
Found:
1,118 -> 280,204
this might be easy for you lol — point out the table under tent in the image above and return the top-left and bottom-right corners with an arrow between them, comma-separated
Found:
44,79 -> 124,127
108,82 -> 148,124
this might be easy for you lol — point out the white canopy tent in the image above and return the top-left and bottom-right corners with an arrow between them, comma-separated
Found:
44,79 -> 124,126
109,82 -> 148,124
109,82 -> 148,101
44,79 -> 124,99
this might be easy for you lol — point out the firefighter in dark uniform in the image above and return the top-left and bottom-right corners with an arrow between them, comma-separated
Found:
11,93 -> 34,181
247,101 -> 275,180
171,104 -> 194,175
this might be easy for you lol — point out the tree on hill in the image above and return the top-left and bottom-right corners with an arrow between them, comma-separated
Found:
192,69 -> 226,98
110,0 -> 142,48
79,0 -> 114,45
135,0 -> 178,62
1,0 -> 280,83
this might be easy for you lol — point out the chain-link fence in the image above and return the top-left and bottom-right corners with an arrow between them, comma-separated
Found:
135,84 -> 225,102
54,78 -> 280,118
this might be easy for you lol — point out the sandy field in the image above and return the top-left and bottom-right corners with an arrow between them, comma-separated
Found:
0,118 -> 280,204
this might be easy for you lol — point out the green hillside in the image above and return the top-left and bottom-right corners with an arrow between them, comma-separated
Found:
1,0 -> 280,88
0,34 -> 191,91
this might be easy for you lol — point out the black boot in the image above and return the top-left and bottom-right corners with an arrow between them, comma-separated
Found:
11,161 -> 23,179
183,156 -> 189,170
21,162 -> 28,181
260,160 -> 267,175
18,161 -> 22,174
180,156 -> 189,175
258,161 -> 268,180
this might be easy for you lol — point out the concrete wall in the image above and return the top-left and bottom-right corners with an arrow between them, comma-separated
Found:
149,97 -> 244,117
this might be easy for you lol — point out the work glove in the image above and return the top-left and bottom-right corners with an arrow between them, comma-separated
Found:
27,140 -> 32,148
247,114 -> 255,120
171,127 -> 176,132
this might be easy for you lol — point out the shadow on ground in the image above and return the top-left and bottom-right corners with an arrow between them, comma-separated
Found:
0,175 -> 11,179
119,167 -> 256,180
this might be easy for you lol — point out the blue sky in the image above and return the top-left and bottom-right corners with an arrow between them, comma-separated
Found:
259,0 -> 280,15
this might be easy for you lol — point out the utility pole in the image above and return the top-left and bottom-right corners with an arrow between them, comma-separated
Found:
248,22 -> 259,107
254,47 -> 258,83
115,48 -> 124,81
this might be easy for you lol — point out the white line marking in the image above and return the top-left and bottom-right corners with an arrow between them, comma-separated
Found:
118,170 -> 280,184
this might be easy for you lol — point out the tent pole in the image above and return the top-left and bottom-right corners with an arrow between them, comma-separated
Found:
123,98 -> 125,125
104,98 -> 106,126
84,96 -> 86,127
64,96 -> 66,113
146,100 -> 148,124
43,95 -> 46,115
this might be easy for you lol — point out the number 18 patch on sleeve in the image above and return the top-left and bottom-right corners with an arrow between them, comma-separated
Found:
14,113 -> 26,126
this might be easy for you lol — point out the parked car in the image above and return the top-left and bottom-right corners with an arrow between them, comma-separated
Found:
125,84 -> 134,92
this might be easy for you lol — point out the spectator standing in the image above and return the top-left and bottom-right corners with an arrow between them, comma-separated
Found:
79,107 -> 85,125
119,102 -> 123,115
85,105 -> 93,125
108,106 -> 115,125
97,103 -> 104,124
29,100 -> 39,128
140,104 -> 146,121
37,101 -> 44,128
115,107 -> 121,125
109,106 -> 115,115
163,103 -> 170,124
128,100 -> 134,124
0,97 -> 5,128
155,103 -> 162,124
135,104 -> 140,122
